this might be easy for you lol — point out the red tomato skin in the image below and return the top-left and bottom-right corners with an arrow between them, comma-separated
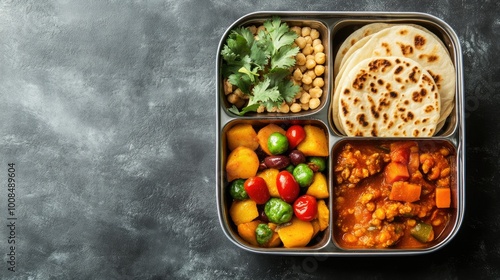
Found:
286,125 -> 306,150
244,177 -> 270,204
276,171 -> 299,204
293,195 -> 318,221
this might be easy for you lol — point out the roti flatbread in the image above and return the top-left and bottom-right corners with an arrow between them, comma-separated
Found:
334,56 -> 440,137
334,23 -> 392,76
335,23 -> 450,78
334,24 -> 455,127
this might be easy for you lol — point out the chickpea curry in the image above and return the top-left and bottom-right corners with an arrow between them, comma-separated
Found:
332,140 -> 454,249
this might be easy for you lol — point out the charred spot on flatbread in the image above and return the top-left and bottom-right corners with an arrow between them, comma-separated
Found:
414,35 -> 426,49
398,43 -> 414,56
368,59 -> 392,72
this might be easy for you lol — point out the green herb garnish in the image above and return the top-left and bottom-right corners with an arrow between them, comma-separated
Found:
221,17 -> 300,115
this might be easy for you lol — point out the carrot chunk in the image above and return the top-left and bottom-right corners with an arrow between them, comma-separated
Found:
389,181 -> 421,203
384,162 -> 409,184
435,187 -> 451,208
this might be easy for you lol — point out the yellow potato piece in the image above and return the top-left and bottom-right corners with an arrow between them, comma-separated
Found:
317,199 -> 329,231
230,199 -> 259,226
237,220 -> 261,246
257,124 -> 286,155
257,168 -> 280,197
306,172 -> 329,199
296,125 -> 329,157
311,219 -> 321,238
226,123 -> 259,151
225,146 -> 259,182
264,223 -> 282,248
277,217 -> 314,248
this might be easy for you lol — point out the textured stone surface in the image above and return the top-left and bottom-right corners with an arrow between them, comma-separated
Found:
0,0 -> 499,279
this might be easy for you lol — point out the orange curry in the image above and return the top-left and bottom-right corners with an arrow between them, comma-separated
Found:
332,141 -> 454,249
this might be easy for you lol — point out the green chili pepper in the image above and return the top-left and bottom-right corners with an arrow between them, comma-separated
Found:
264,198 -> 293,224
410,222 -> 434,243
293,163 -> 314,187
229,179 -> 248,200
255,223 -> 273,245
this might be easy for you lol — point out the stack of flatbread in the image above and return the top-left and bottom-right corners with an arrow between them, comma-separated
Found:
332,23 -> 455,137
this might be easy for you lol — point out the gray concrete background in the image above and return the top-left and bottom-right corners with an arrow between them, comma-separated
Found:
0,0 -> 499,279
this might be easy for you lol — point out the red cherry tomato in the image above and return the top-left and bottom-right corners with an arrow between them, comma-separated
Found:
244,177 -> 270,204
276,170 -> 299,204
293,195 -> 318,221
286,125 -> 306,149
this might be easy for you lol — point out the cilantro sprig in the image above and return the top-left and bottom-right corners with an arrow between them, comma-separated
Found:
221,17 -> 300,115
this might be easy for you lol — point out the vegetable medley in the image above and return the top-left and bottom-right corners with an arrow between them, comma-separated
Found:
225,123 -> 330,248
221,17 -> 326,115
332,141 -> 454,249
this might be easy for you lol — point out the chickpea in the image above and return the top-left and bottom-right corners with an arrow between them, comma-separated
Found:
301,75 -> 312,85
313,77 -> 325,88
291,26 -> 302,36
373,208 -> 386,220
378,231 -> 390,244
257,25 -> 266,33
366,202 -> 375,212
305,70 -> 316,80
344,233 -> 358,243
299,65 -> 307,73
293,68 -> 303,81
306,54 -> 315,61
304,35 -> 313,45
309,87 -> 323,98
302,44 -> 314,55
227,93 -> 240,104
301,102 -> 309,110
295,53 -> 306,66
309,97 -> 321,109
302,83 -> 311,92
312,38 -> 322,47
257,105 -> 265,113
295,36 -> 307,49
279,103 -> 290,113
294,90 -> 303,99
314,65 -> 325,76
370,218 -> 381,226
233,88 -> 246,99
315,52 -> 326,64
248,25 -> 258,35
354,229 -> 364,237
223,79 -> 233,95
407,219 -> 417,227
313,43 -> 324,53
306,58 -> 317,69
292,79 -> 301,87
290,103 -> 302,113
300,92 -> 311,104
310,28 -> 320,40
301,26 -> 311,37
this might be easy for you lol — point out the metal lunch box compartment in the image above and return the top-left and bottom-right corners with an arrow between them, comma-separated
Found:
216,11 -> 465,256
217,15 -> 331,118
219,119 -> 333,254
329,138 -> 461,252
